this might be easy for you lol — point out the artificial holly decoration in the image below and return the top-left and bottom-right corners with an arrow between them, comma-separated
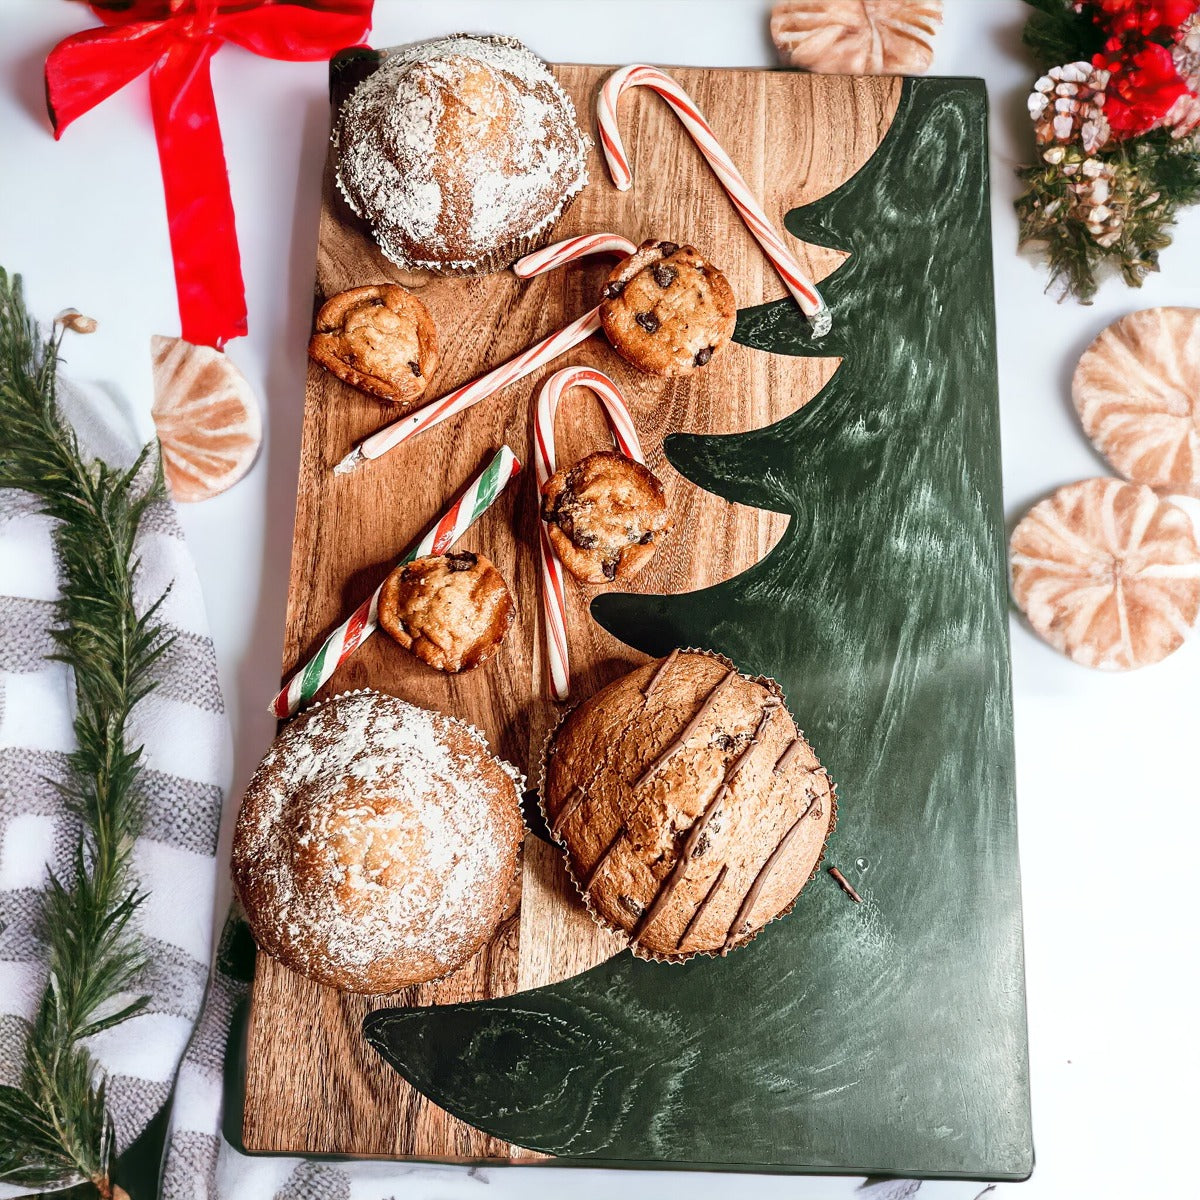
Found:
1017,0 -> 1200,300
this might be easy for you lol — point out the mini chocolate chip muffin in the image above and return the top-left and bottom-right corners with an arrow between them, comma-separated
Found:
232,690 -> 523,993
377,551 -> 514,673
309,284 -> 439,408
541,650 -> 835,961
541,450 -> 673,584
599,240 -> 737,377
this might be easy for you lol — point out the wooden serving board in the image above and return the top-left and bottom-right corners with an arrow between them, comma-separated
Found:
242,61 -> 902,1161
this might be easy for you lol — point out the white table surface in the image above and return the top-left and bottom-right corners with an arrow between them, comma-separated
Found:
2,1 -> 1198,1197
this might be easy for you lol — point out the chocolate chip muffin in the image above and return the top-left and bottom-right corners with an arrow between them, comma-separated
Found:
541,450 -> 673,584
377,551 -> 514,673
232,690 -> 524,993
541,650 -> 835,961
334,34 -> 590,275
599,240 -> 737,377
309,284 -> 439,408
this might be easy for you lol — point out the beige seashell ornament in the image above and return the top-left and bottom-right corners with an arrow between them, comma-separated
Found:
1009,478 -> 1200,670
771,0 -> 942,75
151,335 -> 262,503
1072,307 -> 1200,498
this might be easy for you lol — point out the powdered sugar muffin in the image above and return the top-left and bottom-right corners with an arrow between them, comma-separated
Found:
334,34 -> 590,274
232,691 -> 524,993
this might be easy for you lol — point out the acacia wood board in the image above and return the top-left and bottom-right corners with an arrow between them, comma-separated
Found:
241,60 -> 902,1162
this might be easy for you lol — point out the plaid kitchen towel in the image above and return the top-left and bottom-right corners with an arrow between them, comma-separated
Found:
0,375 -> 231,1198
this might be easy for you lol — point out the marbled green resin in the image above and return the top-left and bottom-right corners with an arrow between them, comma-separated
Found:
365,77 -> 1032,1179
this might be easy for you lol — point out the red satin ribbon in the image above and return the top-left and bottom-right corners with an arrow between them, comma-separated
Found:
45,0 -> 373,349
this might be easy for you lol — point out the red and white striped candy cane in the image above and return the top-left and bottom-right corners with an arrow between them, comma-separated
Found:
334,234 -> 638,475
514,232 -> 637,279
534,366 -> 644,702
596,64 -> 832,337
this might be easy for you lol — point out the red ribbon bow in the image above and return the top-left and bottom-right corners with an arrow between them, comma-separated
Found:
46,0 -> 373,349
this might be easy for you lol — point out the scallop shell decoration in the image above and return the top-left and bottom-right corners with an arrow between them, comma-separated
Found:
771,0 -> 942,75
1009,478 -> 1200,670
1072,307 -> 1200,498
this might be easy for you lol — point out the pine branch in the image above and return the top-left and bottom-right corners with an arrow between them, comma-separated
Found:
1021,0 -> 1102,72
0,269 -> 173,1199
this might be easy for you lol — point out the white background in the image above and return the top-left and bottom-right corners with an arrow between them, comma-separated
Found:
1,1 -> 1198,1197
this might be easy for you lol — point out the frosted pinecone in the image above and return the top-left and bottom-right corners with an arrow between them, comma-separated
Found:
1165,13 -> 1200,138
1028,61 -> 1111,155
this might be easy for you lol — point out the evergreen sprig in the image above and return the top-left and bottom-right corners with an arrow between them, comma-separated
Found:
0,270 -> 172,1199
1021,0 -> 1102,72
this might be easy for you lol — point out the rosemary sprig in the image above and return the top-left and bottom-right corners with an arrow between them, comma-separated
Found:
0,270 -> 172,1200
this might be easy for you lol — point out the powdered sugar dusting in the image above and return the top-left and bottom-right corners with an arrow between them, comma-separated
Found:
334,34 -> 590,272
233,690 -> 524,993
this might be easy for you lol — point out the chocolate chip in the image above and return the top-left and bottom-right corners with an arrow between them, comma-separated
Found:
709,811 -> 724,833
408,360 -> 422,376
638,530 -> 655,545
446,552 -> 477,572
652,264 -> 677,288
657,241 -> 679,256
601,558 -> 618,581
635,312 -> 660,334
691,832 -> 710,859
574,532 -> 599,550
603,280 -> 626,299
619,894 -> 645,916
694,346 -> 714,367
711,730 -> 734,752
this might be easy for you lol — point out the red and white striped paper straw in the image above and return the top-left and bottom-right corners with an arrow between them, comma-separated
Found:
534,366 -> 644,702
333,234 -> 639,476
271,445 -> 521,718
596,64 -> 831,337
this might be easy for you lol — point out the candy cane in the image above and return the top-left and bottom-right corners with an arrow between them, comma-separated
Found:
333,234 -> 638,475
272,445 -> 521,718
597,64 -> 831,337
514,232 -> 638,279
534,366 -> 644,701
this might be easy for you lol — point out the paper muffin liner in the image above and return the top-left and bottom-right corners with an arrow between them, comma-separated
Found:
536,648 -> 838,966
255,687 -> 526,994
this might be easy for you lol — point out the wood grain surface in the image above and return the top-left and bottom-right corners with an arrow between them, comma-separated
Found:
241,61 -> 901,1161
